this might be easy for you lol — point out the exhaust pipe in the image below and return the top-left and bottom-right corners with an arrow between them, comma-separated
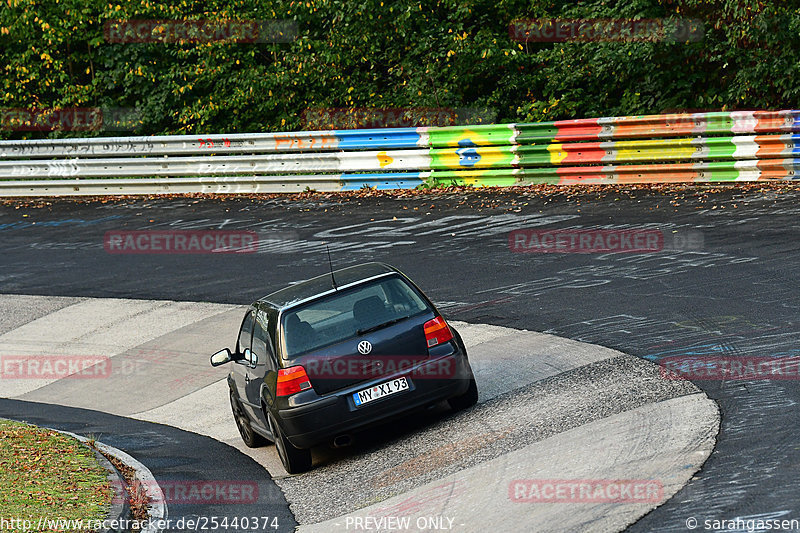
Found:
332,434 -> 353,448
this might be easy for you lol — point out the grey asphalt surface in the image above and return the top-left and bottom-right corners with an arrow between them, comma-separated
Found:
280,354 -> 699,524
0,294 -> 83,334
1,184 -> 798,530
0,293 -> 716,531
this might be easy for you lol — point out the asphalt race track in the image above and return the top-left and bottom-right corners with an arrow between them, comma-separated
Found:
0,292 -> 717,531
1,184 -> 799,531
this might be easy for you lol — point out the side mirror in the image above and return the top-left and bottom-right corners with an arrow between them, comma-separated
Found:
210,348 -> 233,367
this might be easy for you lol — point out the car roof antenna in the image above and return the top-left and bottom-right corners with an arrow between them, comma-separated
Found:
325,244 -> 338,291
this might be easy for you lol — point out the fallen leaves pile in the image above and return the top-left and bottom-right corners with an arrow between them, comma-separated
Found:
0,182 -> 795,211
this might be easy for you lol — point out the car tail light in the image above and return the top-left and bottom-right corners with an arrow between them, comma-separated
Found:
276,366 -> 312,396
424,316 -> 454,348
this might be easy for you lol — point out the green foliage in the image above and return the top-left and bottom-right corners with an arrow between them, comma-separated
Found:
1,0 -> 798,139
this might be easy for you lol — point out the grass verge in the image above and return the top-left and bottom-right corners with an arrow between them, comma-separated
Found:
0,419 -> 112,529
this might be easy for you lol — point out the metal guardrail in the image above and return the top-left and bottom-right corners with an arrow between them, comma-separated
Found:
0,130 -> 429,159
515,110 -> 800,142
1,110 -> 798,196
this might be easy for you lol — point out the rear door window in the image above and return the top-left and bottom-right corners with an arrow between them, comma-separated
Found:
281,276 -> 430,358
252,312 -> 275,370
237,311 -> 254,354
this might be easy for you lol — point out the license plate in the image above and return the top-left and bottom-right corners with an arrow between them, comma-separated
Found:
353,377 -> 409,407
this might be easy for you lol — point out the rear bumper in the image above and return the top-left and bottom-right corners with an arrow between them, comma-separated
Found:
275,349 -> 472,449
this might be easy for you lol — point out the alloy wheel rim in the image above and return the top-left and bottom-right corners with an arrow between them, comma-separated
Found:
270,417 -> 288,465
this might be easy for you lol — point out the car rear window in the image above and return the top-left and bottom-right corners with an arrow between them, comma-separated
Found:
281,276 -> 430,358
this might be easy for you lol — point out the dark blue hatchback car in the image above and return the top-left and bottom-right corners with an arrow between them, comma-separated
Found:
211,263 -> 478,474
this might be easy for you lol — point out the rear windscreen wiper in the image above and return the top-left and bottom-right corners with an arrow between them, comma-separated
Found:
357,316 -> 410,336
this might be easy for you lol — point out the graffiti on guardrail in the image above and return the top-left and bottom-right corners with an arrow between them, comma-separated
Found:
274,135 -> 338,151
9,161 -> 82,178
7,160 -> 81,178
2,109 -> 799,195
48,161 -> 80,177
195,138 -> 254,149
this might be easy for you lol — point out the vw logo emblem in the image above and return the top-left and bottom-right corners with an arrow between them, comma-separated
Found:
357,340 -> 372,355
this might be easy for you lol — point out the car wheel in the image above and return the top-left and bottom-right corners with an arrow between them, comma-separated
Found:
448,374 -> 478,412
268,414 -> 312,474
230,390 -> 266,448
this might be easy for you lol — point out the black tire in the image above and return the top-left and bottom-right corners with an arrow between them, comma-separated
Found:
268,414 -> 312,474
448,375 -> 478,412
230,390 -> 267,448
